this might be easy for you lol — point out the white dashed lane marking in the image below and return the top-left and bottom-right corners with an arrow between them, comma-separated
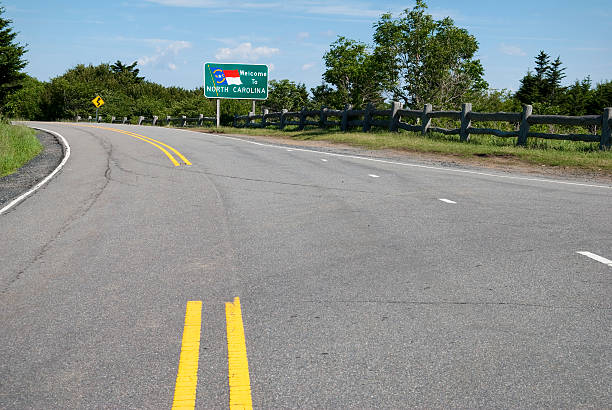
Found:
577,251 -> 612,268
320,159 -> 328,162
438,198 -> 457,204
368,174 -> 380,178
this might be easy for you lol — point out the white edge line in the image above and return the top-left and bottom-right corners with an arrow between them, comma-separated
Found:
439,198 -> 457,204
161,128 -> 612,190
576,251 -> 612,267
0,126 -> 71,215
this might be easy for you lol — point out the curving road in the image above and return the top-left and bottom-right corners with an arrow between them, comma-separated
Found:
1,122 -> 611,408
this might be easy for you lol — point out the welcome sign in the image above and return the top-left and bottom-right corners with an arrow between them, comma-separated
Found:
203,62 -> 268,100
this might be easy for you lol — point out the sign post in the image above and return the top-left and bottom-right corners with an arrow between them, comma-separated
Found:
203,62 -> 268,127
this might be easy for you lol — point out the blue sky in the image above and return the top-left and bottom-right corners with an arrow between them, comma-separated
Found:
4,0 -> 611,93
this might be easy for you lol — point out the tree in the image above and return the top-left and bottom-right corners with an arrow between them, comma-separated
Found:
2,75 -> 45,119
587,80 -> 612,114
264,79 -> 309,112
534,51 -> 550,81
110,60 -> 144,83
547,56 -> 566,100
557,77 -> 592,116
0,5 -> 28,109
322,36 -> 384,107
310,83 -> 344,109
515,70 -> 540,105
516,52 -> 566,104
372,0 -> 487,108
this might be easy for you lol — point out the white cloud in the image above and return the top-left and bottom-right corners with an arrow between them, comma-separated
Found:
301,62 -> 315,70
321,29 -> 335,37
500,43 -> 526,56
138,40 -> 192,70
297,31 -> 310,40
215,42 -> 279,62
144,0 -> 385,18
303,3 -> 382,18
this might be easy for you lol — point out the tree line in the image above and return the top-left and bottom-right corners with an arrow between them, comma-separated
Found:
0,1 -> 610,124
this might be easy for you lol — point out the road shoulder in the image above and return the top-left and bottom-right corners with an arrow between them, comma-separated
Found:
192,129 -> 612,185
0,130 -> 64,209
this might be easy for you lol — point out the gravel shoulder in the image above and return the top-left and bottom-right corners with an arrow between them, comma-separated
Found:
0,130 -> 64,209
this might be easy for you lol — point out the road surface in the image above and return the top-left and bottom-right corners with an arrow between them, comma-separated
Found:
1,122 -> 610,408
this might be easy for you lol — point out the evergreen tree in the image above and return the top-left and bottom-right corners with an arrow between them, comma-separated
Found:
110,60 -> 144,83
0,5 -> 28,109
515,70 -> 540,104
547,56 -> 566,100
534,50 -> 550,81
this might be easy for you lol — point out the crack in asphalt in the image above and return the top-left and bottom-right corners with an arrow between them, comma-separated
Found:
1,131 -> 114,296
184,168 -> 419,197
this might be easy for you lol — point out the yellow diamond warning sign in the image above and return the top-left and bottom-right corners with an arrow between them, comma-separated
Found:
92,95 -> 105,108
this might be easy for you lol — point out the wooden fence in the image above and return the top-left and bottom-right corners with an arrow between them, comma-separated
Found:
233,102 -> 612,149
76,114 -> 216,127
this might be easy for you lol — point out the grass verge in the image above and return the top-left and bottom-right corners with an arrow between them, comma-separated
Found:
0,122 -> 43,178
194,126 -> 612,172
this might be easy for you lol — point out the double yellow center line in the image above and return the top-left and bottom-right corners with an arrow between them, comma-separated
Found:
73,124 -> 191,167
173,298 -> 253,410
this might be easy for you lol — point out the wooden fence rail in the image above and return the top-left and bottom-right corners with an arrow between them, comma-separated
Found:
232,103 -> 612,150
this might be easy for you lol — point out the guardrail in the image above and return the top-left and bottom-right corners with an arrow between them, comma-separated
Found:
233,103 -> 612,149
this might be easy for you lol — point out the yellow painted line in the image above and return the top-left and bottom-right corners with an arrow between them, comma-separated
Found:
225,297 -> 253,410
74,124 -> 191,166
114,128 -> 192,166
172,301 -> 203,410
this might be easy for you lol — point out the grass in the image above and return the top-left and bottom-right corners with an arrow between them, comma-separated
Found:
0,122 -> 43,178
193,125 -> 612,172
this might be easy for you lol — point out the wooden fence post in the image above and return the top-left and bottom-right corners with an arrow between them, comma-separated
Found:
363,103 -> 372,132
111,116 -> 116,123
421,104 -> 432,135
298,108 -> 306,131
517,104 -> 532,146
600,107 -> 611,150
280,109 -> 288,129
122,117 -> 127,124
198,114 -> 204,126
76,115 -> 81,122
389,101 -> 401,131
181,115 -> 187,127
138,116 -> 144,125
319,107 -> 328,128
460,103 -> 472,142
88,116 -> 92,122
262,109 -> 268,128
166,115 -> 171,126
341,104 -> 352,131
153,116 -> 158,126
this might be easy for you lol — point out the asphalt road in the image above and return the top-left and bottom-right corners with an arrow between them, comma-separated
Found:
1,122 -> 610,409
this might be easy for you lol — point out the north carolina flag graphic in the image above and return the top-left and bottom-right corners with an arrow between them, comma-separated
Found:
211,67 -> 242,85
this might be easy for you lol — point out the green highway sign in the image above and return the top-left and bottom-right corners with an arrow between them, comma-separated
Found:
203,62 -> 268,100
